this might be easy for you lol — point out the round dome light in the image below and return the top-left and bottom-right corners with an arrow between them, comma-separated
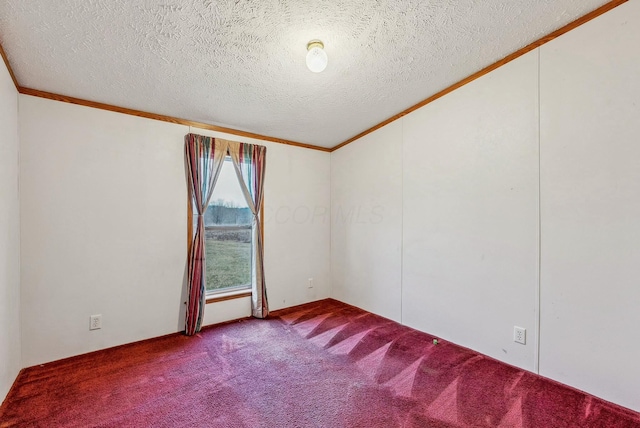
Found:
306,40 -> 328,73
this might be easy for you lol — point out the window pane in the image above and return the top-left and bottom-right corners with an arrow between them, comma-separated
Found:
203,158 -> 252,293
205,228 -> 251,292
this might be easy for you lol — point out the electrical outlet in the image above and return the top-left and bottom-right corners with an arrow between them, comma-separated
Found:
90,314 -> 102,330
308,278 -> 314,288
514,326 -> 526,345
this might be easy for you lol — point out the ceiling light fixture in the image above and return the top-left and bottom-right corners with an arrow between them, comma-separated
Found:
306,40 -> 327,73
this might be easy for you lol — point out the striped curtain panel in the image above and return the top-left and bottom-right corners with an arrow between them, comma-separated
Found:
184,134 -> 228,335
228,140 -> 269,318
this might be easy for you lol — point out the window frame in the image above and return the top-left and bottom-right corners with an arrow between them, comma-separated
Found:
186,158 -> 264,304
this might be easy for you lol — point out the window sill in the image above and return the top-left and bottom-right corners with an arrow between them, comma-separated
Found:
205,288 -> 251,304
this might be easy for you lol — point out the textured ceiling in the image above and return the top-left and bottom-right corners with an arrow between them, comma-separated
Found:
0,0 -> 611,148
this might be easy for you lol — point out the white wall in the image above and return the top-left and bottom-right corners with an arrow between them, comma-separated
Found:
331,120 -> 403,322
331,1 -> 640,411
0,58 -> 21,402
331,52 -> 539,371
19,96 -> 330,366
402,51 -> 539,371
19,97 -> 188,367
539,0 -> 640,412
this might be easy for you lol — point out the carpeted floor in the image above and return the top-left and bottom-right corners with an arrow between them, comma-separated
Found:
1,299 -> 639,427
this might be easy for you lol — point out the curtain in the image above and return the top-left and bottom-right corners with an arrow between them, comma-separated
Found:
227,140 -> 269,318
184,134 -> 228,335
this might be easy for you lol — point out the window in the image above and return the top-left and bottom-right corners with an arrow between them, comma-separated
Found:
193,157 -> 253,294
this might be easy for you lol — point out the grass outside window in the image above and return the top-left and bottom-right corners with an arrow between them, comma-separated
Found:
205,227 -> 252,293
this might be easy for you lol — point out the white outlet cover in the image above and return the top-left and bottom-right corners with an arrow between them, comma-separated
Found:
90,314 -> 102,330
514,326 -> 526,345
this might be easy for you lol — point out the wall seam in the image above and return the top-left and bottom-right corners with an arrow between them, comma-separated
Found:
329,149 -> 333,300
535,47 -> 542,375
400,118 -> 404,325
16,91 -> 23,373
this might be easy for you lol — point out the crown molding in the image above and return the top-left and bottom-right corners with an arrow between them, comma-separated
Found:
18,87 -> 330,152
0,40 -> 19,90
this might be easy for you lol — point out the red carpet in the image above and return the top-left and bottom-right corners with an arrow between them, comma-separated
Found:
1,299 -> 639,427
